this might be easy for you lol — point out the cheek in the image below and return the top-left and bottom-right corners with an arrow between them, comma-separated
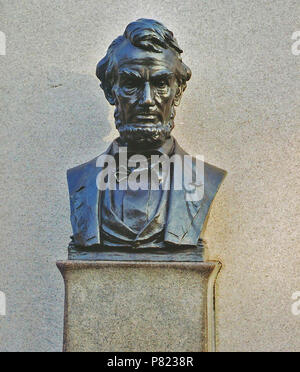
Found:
117,88 -> 138,105
159,90 -> 176,112
114,90 -> 132,108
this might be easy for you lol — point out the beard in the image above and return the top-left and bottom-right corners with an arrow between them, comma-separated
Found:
118,121 -> 174,147
114,107 -> 176,148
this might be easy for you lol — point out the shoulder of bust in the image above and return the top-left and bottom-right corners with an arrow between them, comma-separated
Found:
204,161 -> 227,188
66,142 -> 113,195
173,138 -> 227,195
66,157 -> 98,195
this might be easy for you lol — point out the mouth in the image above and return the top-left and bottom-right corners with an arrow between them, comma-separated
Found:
136,114 -> 157,119
133,113 -> 159,123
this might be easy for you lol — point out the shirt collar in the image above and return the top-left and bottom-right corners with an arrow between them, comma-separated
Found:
111,136 -> 175,157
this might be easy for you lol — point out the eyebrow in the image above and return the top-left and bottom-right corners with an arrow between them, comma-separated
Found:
118,68 -> 175,81
151,71 -> 174,79
119,69 -> 142,79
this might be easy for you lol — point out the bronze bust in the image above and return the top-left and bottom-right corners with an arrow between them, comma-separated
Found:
67,19 -> 227,261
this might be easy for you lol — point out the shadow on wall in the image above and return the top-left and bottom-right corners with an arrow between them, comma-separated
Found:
40,68 -> 115,166
19,67 -> 115,261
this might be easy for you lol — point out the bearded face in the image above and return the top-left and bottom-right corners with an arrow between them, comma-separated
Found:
110,40 -> 183,148
114,106 -> 176,147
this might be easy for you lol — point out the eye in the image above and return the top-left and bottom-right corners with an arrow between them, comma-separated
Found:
155,79 -> 168,89
124,80 -> 137,89
121,76 -> 140,90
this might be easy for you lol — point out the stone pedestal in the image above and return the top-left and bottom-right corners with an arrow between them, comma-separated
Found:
57,260 -> 221,352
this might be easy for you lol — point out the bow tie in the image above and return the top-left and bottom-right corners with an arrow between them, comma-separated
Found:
113,159 -> 168,184
114,165 -> 135,183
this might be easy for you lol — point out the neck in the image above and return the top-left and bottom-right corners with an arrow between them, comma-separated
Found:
116,136 -> 174,156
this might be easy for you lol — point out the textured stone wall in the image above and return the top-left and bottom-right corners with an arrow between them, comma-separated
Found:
0,0 -> 299,351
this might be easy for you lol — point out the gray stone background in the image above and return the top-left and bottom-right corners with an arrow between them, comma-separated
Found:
0,0 -> 299,352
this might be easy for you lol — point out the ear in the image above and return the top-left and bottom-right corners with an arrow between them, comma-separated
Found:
105,91 -> 116,105
174,86 -> 183,106
100,83 -> 116,106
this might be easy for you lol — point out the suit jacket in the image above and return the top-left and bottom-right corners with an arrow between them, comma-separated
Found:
67,138 -> 227,248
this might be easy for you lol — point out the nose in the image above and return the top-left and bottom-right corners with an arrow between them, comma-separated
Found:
139,82 -> 155,106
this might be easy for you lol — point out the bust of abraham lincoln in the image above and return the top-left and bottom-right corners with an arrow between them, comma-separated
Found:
67,19 -> 226,260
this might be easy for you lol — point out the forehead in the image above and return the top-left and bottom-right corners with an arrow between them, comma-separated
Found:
114,39 -> 180,75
